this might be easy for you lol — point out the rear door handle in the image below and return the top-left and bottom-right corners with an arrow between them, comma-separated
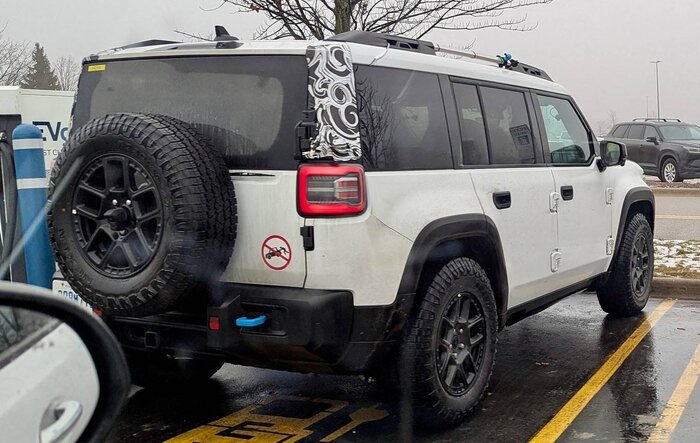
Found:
561,185 -> 574,201
493,191 -> 511,209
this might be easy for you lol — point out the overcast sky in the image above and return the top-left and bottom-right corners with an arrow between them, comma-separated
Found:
3,0 -> 698,133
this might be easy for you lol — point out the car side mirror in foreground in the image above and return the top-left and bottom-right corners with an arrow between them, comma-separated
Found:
646,136 -> 659,145
0,282 -> 129,443
597,140 -> 627,171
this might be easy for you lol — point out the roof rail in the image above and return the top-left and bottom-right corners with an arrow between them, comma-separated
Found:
327,30 -> 551,81
433,44 -> 552,81
328,30 -> 436,54
632,118 -> 682,122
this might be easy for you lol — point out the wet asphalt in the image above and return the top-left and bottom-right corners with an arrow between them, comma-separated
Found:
106,294 -> 700,443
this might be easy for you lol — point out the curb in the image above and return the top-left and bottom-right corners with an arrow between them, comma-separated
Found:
651,277 -> 700,300
651,187 -> 700,197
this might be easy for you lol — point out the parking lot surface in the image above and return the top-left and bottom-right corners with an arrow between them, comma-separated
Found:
106,294 -> 700,443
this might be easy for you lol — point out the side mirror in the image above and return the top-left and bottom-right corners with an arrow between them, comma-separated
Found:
646,136 -> 659,145
0,282 -> 129,443
597,140 -> 627,171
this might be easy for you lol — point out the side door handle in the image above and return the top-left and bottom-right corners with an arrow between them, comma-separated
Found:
561,185 -> 574,201
40,400 -> 83,443
493,191 -> 511,209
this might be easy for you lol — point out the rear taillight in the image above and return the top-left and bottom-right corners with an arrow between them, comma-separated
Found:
298,164 -> 366,216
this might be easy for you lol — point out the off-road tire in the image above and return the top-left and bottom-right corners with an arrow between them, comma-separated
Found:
48,113 -> 236,316
597,213 -> 653,316
401,257 -> 498,427
127,351 -> 224,388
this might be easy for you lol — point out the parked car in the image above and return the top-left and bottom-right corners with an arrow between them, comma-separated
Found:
50,29 -> 654,426
607,118 -> 700,182
0,282 -> 129,443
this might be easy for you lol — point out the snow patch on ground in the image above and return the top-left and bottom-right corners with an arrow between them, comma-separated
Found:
654,240 -> 700,279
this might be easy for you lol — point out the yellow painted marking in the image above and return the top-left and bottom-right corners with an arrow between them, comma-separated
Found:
530,299 -> 676,443
656,214 -> 700,221
647,341 -> 700,443
87,64 -> 105,72
164,396 -> 375,443
319,404 -> 389,442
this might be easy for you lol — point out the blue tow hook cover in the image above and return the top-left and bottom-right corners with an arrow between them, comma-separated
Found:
235,315 -> 267,328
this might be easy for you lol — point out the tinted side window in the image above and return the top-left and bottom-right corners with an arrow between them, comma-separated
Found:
355,65 -> 452,170
627,125 -> 645,140
452,83 -> 489,165
480,87 -> 536,165
644,126 -> 660,140
612,125 -> 629,138
537,95 -> 592,164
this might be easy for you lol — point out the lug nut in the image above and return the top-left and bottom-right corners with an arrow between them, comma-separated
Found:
71,209 -> 77,215
112,199 -> 118,206
459,329 -> 464,334
126,199 -> 132,206
458,343 -> 465,349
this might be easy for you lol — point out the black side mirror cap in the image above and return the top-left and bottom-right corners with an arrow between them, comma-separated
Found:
598,140 -> 627,171
646,136 -> 659,145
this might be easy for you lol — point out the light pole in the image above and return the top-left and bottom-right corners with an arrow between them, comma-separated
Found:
651,60 -> 662,120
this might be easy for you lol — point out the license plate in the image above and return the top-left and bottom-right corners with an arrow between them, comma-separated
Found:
52,279 -> 92,311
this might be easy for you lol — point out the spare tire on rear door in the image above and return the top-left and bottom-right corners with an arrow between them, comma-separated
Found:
48,113 -> 237,316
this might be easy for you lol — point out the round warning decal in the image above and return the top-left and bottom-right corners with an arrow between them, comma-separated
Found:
261,235 -> 292,271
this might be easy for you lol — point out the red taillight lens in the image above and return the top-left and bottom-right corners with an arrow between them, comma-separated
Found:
208,316 -> 220,331
298,164 -> 366,216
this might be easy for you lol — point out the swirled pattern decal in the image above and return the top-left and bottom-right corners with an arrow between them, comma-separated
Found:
304,43 -> 361,161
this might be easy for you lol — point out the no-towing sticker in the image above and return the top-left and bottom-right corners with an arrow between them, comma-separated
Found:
261,235 -> 292,270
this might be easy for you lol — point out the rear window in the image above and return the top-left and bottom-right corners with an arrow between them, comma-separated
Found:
74,56 -> 308,169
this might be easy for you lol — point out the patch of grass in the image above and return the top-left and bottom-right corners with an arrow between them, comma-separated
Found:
655,265 -> 700,279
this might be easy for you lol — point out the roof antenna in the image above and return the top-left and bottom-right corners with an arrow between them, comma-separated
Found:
214,25 -> 238,41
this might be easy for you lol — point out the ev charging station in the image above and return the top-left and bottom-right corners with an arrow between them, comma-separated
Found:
0,87 -> 87,305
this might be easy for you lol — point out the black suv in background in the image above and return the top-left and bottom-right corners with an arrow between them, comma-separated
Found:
607,119 -> 700,182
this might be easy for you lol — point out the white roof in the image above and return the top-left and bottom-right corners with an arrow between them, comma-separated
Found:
93,39 -> 569,95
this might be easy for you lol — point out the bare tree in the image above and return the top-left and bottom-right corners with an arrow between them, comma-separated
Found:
0,28 -> 31,86
595,109 -> 618,136
218,0 -> 553,40
54,56 -> 80,90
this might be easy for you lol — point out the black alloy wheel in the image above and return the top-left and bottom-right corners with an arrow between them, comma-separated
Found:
630,232 -> 651,298
72,154 -> 163,278
437,291 -> 486,396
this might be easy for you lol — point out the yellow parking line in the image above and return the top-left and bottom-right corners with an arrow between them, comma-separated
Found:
529,299 -> 676,443
656,214 -> 700,221
647,341 -> 700,443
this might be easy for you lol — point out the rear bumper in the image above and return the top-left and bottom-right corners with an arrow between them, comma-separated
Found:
105,283 -> 411,374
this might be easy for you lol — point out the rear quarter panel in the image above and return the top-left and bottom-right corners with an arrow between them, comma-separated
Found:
304,170 -> 483,306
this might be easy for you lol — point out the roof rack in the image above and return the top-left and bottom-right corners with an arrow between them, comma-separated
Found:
633,118 -> 682,122
327,30 -> 551,81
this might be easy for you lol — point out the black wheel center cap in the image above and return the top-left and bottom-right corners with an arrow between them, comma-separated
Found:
104,207 -> 131,231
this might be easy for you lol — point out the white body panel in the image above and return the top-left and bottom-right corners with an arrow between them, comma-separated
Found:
0,323 -> 99,443
221,171 -> 306,287
470,168 -> 560,307
0,87 -> 75,179
552,164 -> 613,285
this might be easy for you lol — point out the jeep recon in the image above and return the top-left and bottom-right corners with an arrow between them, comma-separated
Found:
608,118 -> 700,182
49,30 -> 655,426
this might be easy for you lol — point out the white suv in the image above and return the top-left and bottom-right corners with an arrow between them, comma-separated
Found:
49,29 -> 654,426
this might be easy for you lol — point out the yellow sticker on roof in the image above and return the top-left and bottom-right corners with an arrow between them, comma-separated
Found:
87,64 -> 106,72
